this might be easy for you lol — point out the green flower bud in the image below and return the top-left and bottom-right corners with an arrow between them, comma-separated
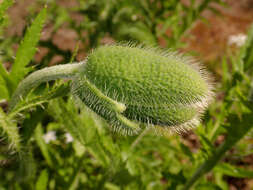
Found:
10,44 -> 213,136
72,44 -> 213,135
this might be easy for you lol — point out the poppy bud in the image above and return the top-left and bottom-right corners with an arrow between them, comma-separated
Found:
72,44 -> 213,135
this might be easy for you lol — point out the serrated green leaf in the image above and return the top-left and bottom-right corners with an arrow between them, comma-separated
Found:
35,169 -> 48,190
0,62 -> 16,96
215,163 -> 253,178
8,82 -> 70,119
10,7 -> 47,86
0,0 -> 14,100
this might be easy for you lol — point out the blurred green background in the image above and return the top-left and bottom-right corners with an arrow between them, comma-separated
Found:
0,0 -> 253,189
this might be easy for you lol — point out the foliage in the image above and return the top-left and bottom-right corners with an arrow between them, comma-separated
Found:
0,6 -> 47,100
10,7 -> 47,88
0,0 -> 13,26
0,0 -> 253,190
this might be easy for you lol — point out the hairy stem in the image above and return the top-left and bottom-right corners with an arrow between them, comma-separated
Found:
0,107 -> 20,151
9,63 -> 84,111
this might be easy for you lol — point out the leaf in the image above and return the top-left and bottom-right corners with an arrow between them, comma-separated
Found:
240,24 -> 253,73
0,0 -> 13,26
184,113 -> 253,189
8,82 -> 70,119
22,108 -> 45,144
0,0 -> 15,100
179,143 -> 194,162
10,7 -> 47,86
35,169 -> 49,190
0,62 -> 16,97
215,163 -> 253,178
48,98 -> 90,145
104,183 -> 120,190
0,74 -> 9,100
48,98 -> 111,166
66,156 -> 85,190
117,22 -> 157,45
198,134 -> 215,157
34,124 -> 53,167
17,150 -> 37,183
0,107 -> 21,151
195,183 -> 223,190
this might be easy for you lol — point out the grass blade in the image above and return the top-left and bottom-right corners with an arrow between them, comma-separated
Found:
35,169 -> 49,190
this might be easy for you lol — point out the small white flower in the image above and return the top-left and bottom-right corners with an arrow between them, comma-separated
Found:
65,133 -> 74,143
43,131 -> 56,144
131,15 -> 138,21
228,33 -> 247,47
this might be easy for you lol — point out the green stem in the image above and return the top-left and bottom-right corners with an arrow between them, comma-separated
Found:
183,141 -> 229,190
183,113 -> 253,190
9,63 -> 84,111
